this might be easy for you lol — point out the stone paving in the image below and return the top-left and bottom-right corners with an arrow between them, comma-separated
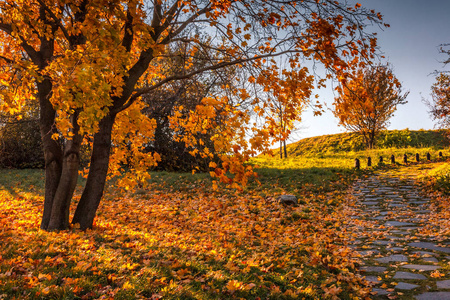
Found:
345,166 -> 450,299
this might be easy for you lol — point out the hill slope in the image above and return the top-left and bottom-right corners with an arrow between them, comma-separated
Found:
282,129 -> 449,157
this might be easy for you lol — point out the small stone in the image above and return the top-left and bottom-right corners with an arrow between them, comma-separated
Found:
362,201 -> 379,206
365,275 -> 381,284
358,250 -> 380,256
423,257 -> 439,263
372,288 -> 389,296
278,195 -> 297,205
390,230 -> 409,235
403,226 -> 419,230
373,240 -> 392,246
393,271 -> 427,280
409,201 -> 428,205
389,203 -> 407,208
402,264 -> 441,271
384,235 -> 402,240
385,221 -> 416,227
415,292 -> 450,300
409,218 -> 425,222
414,251 -> 438,257
388,247 -> 405,252
395,282 -> 419,290
362,266 -> 387,273
408,242 -> 450,254
437,280 -> 450,289
375,254 -> 408,263
365,195 -> 381,199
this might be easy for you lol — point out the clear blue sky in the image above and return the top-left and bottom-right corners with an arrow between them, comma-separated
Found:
296,0 -> 450,140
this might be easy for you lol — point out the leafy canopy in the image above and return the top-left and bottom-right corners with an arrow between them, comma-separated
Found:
0,0 -> 384,188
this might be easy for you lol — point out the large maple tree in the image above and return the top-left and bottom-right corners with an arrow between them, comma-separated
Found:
0,0 -> 384,231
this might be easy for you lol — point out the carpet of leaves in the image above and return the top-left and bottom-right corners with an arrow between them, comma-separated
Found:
415,162 -> 450,239
0,171 -> 373,300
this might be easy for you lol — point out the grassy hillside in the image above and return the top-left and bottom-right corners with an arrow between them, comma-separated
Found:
281,129 -> 449,157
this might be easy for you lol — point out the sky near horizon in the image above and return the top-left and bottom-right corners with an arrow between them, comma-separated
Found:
295,0 -> 450,141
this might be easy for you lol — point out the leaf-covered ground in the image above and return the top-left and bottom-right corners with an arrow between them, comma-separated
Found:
2,153 -> 450,300
0,167 -> 372,300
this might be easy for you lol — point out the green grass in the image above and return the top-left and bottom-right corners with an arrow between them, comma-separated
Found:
282,129 -> 449,156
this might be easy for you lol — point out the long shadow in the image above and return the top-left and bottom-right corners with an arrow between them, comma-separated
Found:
0,168 -> 45,197
250,165 -> 359,194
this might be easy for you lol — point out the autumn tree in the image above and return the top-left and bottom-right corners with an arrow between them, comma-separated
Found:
0,0 -> 384,231
254,65 -> 314,159
426,44 -> 450,128
427,73 -> 450,128
333,64 -> 408,149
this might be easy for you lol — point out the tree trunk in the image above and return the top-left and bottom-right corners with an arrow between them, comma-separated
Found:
280,140 -> 283,159
368,129 -> 376,149
38,79 -> 63,230
361,132 -> 371,150
46,113 -> 82,230
72,114 -> 116,230
283,140 -> 287,159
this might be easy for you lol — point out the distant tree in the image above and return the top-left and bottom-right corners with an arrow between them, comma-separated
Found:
256,66 -> 314,159
426,44 -> 450,128
333,64 -> 408,149
427,73 -> 450,128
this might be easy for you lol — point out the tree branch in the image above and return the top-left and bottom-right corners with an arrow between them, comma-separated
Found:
35,0 -> 71,41
121,6 -> 134,52
160,5 -> 211,45
113,49 -> 297,114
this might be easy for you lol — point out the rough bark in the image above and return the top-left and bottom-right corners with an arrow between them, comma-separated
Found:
283,140 -> 287,159
38,79 -> 63,230
46,113 -> 82,230
72,114 -> 116,230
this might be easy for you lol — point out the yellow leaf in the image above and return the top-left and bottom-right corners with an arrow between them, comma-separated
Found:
123,281 -> 133,289
226,280 -> 243,292
38,273 -> 51,281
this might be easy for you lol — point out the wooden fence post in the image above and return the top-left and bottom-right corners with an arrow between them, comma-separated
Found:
427,152 -> 431,161
367,157 -> 372,167
403,154 -> 408,164
379,156 -> 383,164
416,153 -> 419,162
391,154 -> 395,164
354,158 -> 360,170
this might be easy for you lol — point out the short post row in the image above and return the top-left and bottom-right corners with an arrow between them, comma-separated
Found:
354,152 -> 444,169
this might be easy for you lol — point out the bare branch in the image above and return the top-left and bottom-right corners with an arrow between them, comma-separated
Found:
160,5 -> 211,44
113,49 -> 295,114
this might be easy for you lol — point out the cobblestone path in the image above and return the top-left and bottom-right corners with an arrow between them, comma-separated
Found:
345,164 -> 450,299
